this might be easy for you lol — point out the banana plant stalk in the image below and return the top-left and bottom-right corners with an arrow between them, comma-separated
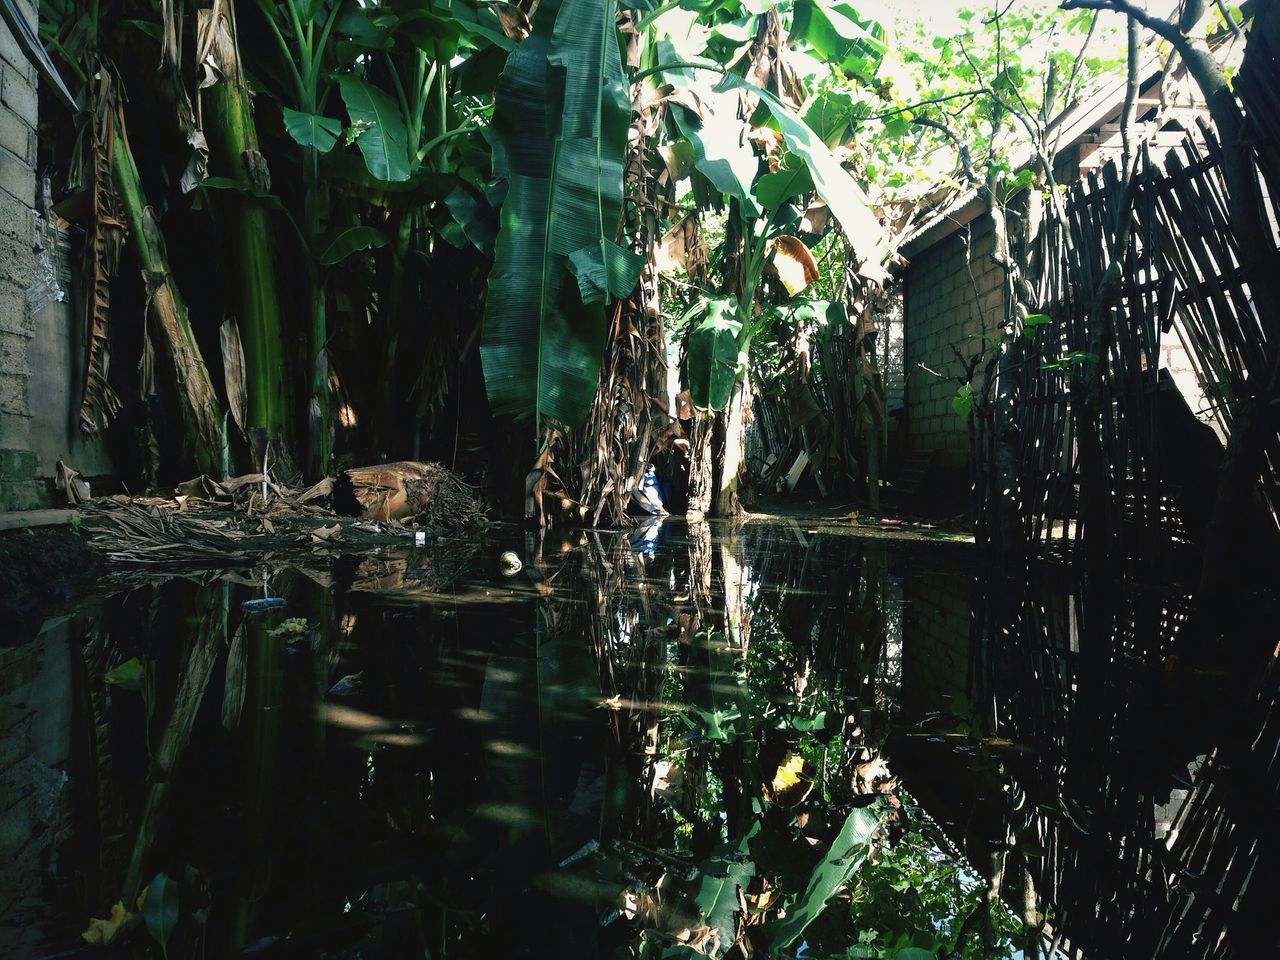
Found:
376,50 -> 443,453
112,115 -> 224,476
204,0 -> 289,461
256,0 -> 344,478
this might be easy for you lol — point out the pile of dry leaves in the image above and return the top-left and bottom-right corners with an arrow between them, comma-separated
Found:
76,461 -> 484,565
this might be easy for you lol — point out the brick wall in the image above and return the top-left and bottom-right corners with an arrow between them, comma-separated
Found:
0,0 -> 42,509
902,213 -> 1005,505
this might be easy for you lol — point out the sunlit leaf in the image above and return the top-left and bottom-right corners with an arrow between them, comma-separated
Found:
692,842 -> 756,958
768,235 -> 819,295
685,297 -> 743,412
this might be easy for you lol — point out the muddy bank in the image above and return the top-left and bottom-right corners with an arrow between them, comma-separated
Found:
0,526 -> 101,636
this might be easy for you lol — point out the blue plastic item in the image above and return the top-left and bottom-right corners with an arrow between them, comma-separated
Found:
630,467 -> 666,515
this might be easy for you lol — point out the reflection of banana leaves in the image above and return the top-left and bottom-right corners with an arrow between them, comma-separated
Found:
122,583 -> 227,902
771,801 -> 888,948
480,0 -> 643,429
690,840 -> 756,959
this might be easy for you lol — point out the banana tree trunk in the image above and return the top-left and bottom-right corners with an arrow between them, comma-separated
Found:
687,413 -> 714,518
304,154 -> 331,480
111,115 -> 223,476
712,380 -> 746,517
205,52 -> 289,462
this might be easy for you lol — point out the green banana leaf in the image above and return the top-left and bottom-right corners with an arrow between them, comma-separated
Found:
692,843 -> 756,958
338,75 -> 411,182
772,298 -> 847,329
480,0 -> 641,428
281,107 -> 342,153
717,72 -> 891,282
686,297 -> 743,412
660,40 -> 762,219
771,801 -> 888,948
789,0 -> 887,83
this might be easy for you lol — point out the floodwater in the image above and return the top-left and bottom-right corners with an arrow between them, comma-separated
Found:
1,518 -> 1261,958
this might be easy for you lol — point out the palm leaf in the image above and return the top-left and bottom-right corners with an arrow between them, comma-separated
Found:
480,0 -> 641,428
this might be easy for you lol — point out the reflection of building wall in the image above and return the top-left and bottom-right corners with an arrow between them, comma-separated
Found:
0,619 -> 75,955
900,565 -> 971,718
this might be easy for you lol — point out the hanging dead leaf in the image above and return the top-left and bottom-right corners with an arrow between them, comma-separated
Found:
656,215 -> 706,276
768,236 -> 819,295
77,74 -> 126,437
747,127 -> 784,171
55,460 -> 91,504
651,759 -> 684,799
220,317 -> 248,435
194,0 -> 240,88
494,2 -> 532,41
800,200 -> 830,235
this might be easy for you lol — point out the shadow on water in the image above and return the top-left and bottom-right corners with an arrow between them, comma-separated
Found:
1,519 -> 1274,958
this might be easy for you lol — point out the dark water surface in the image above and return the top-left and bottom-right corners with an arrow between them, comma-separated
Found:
0,519 -> 1236,958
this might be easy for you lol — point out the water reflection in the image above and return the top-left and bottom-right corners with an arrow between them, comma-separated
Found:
1,520 -> 1270,958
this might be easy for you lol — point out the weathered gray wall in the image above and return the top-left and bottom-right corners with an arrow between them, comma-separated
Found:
901,213 -> 1003,502
0,0 -> 41,509
1,1 -> 114,510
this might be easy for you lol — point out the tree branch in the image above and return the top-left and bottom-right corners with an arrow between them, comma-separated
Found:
1120,15 -> 1140,178
861,90 -> 984,121
1213,0 -> 1244,42
912,116 -> 981,183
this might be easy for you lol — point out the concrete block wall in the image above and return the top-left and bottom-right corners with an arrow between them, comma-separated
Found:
0,0 -> 42,510
902,213 -> 1005,501
1,0 -> 115,510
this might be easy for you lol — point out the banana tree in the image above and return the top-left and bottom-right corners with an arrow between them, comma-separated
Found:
251,0 -> 349,478
200,0 -> 290,467
479,0 -> 643,435
649,6 -> 891,515
329,0 -> 509,456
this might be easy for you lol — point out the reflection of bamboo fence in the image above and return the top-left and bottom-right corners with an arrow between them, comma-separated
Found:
969,19 -> 1280,956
